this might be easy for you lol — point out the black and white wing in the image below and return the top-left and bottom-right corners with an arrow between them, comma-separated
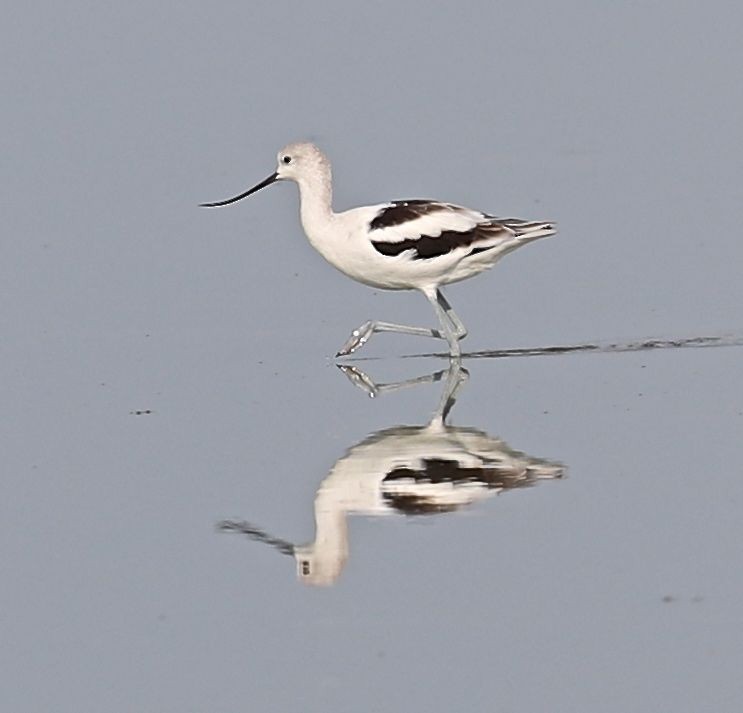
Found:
367,199 -> 555,261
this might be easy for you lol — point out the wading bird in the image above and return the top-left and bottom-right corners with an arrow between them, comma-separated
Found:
202,143 -> 555,357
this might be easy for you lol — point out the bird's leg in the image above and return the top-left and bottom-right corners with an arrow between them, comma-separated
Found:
436,289 -> 468,340
424,289 -> 462,358
336,320 -> 443,357
335,289 -> 467,357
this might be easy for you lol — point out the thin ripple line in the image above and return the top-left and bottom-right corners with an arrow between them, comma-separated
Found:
342,333 -> 743,361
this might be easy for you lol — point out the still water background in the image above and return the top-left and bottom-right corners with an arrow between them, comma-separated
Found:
2,2 -> 742,711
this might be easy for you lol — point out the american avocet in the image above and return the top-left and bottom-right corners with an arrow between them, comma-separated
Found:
201,142 -> 556,358
219,363 -> 564,586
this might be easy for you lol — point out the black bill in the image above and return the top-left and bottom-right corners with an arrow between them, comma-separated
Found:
200,171 -> 278,207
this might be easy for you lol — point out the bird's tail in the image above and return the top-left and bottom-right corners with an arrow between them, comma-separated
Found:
496,217 -> 557,242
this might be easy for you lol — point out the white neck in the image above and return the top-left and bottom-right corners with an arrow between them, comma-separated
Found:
295,486 -> 349,586
313,506 -> 348,556
296,169 -> 334,243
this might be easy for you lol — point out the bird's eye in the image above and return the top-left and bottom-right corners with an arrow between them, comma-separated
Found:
282,155 -> 292,164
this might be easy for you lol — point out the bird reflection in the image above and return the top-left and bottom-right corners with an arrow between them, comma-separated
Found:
219,362 -> 564,586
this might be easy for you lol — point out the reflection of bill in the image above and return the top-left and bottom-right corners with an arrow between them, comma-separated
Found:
220,363 -> 564,587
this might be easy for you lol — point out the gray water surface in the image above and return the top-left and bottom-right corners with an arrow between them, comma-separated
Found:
2,2 -> 743,712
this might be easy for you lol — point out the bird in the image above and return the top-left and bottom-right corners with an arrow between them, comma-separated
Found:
201,142 -> 556,358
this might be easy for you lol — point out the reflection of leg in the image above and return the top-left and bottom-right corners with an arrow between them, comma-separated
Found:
436,289 -> 468,340
337,364 -> 448,398
338,360 -> 469,418
336,320 -> 444,357
432,358 -> 469,424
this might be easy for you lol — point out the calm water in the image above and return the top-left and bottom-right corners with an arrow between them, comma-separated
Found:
3,3 -> 743,712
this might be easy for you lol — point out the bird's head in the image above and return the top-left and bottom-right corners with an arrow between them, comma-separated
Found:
200,141 -> 330,208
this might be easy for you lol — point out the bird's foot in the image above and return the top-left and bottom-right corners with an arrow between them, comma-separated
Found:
335,321 -> 373,357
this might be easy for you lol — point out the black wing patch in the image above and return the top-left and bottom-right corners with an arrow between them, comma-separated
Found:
381,457 -> 549,516
382,493 -> 461,515
369,200 -> 450,230
383,458 -> 541,489
371,223 -> 508,260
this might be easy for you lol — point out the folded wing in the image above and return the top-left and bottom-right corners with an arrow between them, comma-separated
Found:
368,200 -> 553,261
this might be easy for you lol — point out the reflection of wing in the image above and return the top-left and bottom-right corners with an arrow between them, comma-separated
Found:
382,453 -> 548,511
327,424 -> 564,517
